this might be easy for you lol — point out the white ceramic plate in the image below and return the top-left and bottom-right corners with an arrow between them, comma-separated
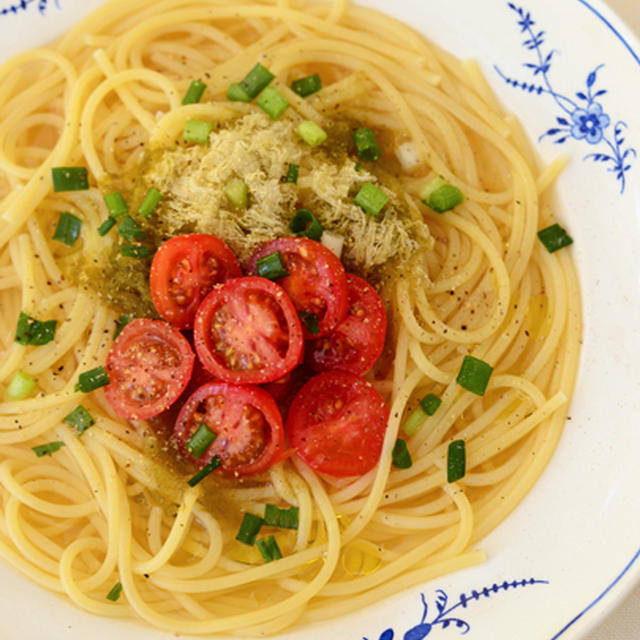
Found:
1,1 -> 639,639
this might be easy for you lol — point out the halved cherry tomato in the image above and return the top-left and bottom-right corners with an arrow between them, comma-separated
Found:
150,234 -> 242,329
306,273 -> 387,375
247,237 -> 349,338
105,318 -> 195,420
285,371 -> 389,477
193,276 -> 304,384
174,381 -> 285,476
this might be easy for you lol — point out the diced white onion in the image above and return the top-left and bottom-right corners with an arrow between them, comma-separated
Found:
321,229 -> 345,258
395,141 -> 423,171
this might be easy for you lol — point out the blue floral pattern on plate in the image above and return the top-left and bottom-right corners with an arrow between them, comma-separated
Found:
0,0 -> 58,15
495,2 -> 636,193
362,578 -> 548,639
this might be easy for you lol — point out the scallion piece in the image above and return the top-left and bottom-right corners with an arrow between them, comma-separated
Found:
226,82 -> 251,103
447,440 -> 466,483
187,456 -> 222,487
186,423 -> 217,459
137,188 -> 163,218
7,371 -> 36,399
291,73 -> 322,97
256,535 -> 283,563
114,314 -> 132,339
120,244 -> 150,259
97,217 -> 116,237
236,512 -> 264,546
296,120 -> 327,147
354,182 -> 389,217
182,79 -> 207,105
392,438 -> 413,469
257,85 -> 289,120
256,251 -> 289,280
354,128 -> 381,162
225,178 -> 249,208
239,63 -> 275,99
264,504 -> 281,527
117,215 -> 145,242
53,212 -> 82,246
284,163 -> 299,184
103,192 -> 128,218
15,312 -> 57,346
299,311 -> 320,335
51,167 -> 88,192
106,582 -> 123,602
263,504 -> 299,530
456,355 -> 493,396
419,176 -> 463,213
32,441 -> 65,457
420,393 -> 441,416
537,223 -> 573,253
74,367 -> 110,393
290,208 -> 323,240
63,405 -> 95,436
183,118 -> 213,144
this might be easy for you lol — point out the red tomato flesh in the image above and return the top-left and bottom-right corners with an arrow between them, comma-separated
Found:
150,234 -> 242,329
105,319 -> 195,420
174,381 -> 285,476
286,371 -> 389,477
193,276 -> 304,384
306,273 -> 387,375
247,237 -> 349,338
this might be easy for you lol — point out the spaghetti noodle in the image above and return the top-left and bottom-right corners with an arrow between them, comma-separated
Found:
0,0 -> 581,635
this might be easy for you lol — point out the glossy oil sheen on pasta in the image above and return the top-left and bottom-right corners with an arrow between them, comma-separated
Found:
0,0 -> 581,635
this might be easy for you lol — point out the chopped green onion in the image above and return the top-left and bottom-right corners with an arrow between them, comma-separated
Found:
320,229 -> 344,258
182,79 -> 207,105
74,367 -> 110,393
53,212 -> 82,246
354,182 -> 389,217
537,223 -> 573,253
263,504 -> 299,529
137,188 -> 163,218
7,371 -> 36,399
256,251 -> 289,280
63,405 -> 95,436
15,312 -> 57,346
120,244 -> 150,259
187,456 -> 222,486
226,82 -> 251,103
284,163 -> 299,184
392,438 -> 413,469
32,441 -> 65,457
447,440 -> 466,483
106,582 -> 123,602
225,178 -> 249,208
456,355 -> 493,396
257,85 -> 289,120
183,118 -> 213,144
291,73 -> 322,97
290,208 -> 323,240
186,423 -> 217,459
239,63 -> 275,99
419,176 -> 463,213
420,393 -> 441,416
256,535 -> 283,562
236,512 -> 264,546
97,217 -> 116,236
296,120 -> 327,147
117,215 -> 145,242
51,167 -> 88,192
354,161 -> 362,172
353,128 -> 381,162
299,311 -> 320,335
103,192 -> 128,218
114,314 -> 132,339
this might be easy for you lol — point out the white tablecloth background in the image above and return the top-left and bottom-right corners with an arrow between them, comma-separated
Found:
582,2 -> 639,638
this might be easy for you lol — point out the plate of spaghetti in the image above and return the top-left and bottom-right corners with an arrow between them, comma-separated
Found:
0,0 -> 638,639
